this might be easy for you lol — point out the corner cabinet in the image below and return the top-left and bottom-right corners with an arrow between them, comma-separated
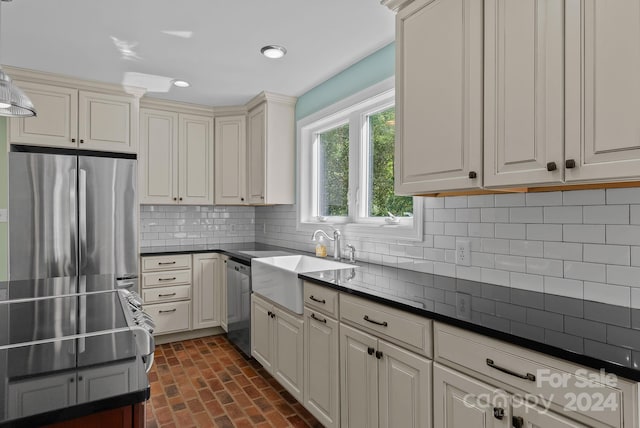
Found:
9,80 -> 140,153
394,0 -> 483,194
246,92 -> 296,205
214,115 -> 247,205
139,102 -> 214,205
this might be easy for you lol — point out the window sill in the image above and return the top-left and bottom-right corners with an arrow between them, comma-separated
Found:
298,219 -> 423,242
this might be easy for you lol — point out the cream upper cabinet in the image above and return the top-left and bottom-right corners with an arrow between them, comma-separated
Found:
139,108 -> 178,204
9,81 -> 139,153
246,93 -> 296,205
139,103 -> 213,205
215,115 -> 247,204
192,253 -> 221,330
394,0 -> 483,194
483,0 -> 564,187
565,0 -> 640,182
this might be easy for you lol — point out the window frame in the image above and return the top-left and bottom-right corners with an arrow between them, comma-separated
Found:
297,77 -> 423,241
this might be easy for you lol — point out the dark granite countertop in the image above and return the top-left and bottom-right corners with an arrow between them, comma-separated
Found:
142,243 -> 640,382
0,276 -> 150,426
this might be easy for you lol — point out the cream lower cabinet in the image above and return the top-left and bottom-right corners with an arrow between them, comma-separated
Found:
192,253 -> 221,330
220,256 -> 228,332
304,307 -> 340,428
340,323 -> 432,428
251,294 -> 304,402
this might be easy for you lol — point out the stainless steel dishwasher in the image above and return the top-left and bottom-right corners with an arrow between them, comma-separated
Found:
226,259 -> 251,356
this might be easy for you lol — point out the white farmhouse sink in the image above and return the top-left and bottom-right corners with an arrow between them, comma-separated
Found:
252,255 -> 356,314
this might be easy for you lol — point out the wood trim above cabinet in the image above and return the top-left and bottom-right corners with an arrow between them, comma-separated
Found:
418,180 -> 640,197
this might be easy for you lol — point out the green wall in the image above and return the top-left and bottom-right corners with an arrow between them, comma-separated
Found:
295,43 -> 395,120
0,118 -> 6,281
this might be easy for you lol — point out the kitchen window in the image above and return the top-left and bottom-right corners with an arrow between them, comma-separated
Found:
298,77 -> 423,240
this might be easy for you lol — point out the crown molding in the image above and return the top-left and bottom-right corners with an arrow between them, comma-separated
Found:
246,91 -> 297,111
2,65 -> 147,98
212,105 -> 247,116
140,96 -> 215,116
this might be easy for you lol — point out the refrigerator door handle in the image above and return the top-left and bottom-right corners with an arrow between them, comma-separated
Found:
69,169 -> 78,275
79,168 -> 87,271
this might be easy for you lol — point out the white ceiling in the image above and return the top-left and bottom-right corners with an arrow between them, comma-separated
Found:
0,0 -> 395,106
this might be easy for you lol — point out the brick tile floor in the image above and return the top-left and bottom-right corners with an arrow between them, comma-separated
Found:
146,335 -> 323,427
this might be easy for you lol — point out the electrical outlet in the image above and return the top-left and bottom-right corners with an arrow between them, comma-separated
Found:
0,209 -> 7,223
455,292 -> 471,320
455,239 -> 471,266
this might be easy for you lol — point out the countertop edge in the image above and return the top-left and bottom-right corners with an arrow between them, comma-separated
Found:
299,274 -> 640,383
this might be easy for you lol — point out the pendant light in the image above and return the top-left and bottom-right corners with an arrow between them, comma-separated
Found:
0,0 -> 35,117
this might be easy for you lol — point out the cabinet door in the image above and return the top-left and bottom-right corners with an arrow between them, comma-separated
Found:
340,323 -> 379,428
395,0 -> 483,194
513,402 -> 587,428
272,306 -> 304,402
77,361 -> 137,403
215,115 -> 247,204
8,373 -> 76,418
139,108 -> 178,204
247,104 -> 266,204
79,90 -> 137,153
9,81 -> 78,148
304,308 -> 340,428
484,0 -> 564,187
378,340 -> 432,428
566,0 -> 640,182
192,253 -> 220,330
178,114 -> 214,204
251,294 -> 273,372
433,363 -> 510,428
220,258 -> 228,332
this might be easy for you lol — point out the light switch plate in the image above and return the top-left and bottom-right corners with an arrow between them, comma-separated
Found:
0,209 -> 7,223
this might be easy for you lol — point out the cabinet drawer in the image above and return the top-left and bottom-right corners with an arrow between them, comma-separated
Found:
303,281 -> 338,318
142,285 -> 191,304
339,293 -> 432,357
434,322 -> 632,428
141,254 -> 191,272
145,301 -> 191,335
142,270 -> 191,288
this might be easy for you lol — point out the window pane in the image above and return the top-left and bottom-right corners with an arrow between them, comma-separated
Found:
318,123 -> 349,216
368,107 -> 413,217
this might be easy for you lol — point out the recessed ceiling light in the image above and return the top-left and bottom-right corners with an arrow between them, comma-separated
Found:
173,80 -> 190,88
260,45 -> 287,59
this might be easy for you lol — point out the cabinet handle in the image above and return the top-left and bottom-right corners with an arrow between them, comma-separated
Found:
546,161 -> 557,172
71,138 -> 76,143
310,313 -> 327,323
267,311 -> 273,317
486,358 -> 536,382
309,295 -> 326,304
364,315 -> 388,327
70,377 -> 74,383
260,196 -> 265,200
468,171 -> 477,179
159,308 -> 177,314
512,416 -> 524,428
375,350 -> 383,359
80,139 -> 84,144
158,261 -> 176,265
158,277 -> 177,281
367,347 -> 375,355
158,292 -> 177,297
493,407 -> 505,420
78,376 -> 83,381
565,159 -> 576,169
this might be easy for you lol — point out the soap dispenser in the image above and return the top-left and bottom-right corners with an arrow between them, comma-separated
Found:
315,235 -> 327,258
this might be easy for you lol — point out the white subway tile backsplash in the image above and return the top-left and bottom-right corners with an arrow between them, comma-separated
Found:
467,195 -> 495,208
606,265 -> 640,287
544,277 -> 584,299
444,222 -> 468,236
526,257 -> 564,277
495,224 -> 526,239
606,225 -> 640,245
510,272 -> 544,292
632,247 -> 640,267
468,223 -> 495,238
563,189 -> 605,206
584,282 -> 631,307
434,262 -> 456,277
434,209 -> 455,222
455,208 -> 481,223
632,288 -> 640,309
583,205 -> 629,224
495,193 -> 525,207
543,242 -> 582,261
481,208 -> 509,223
423,197 -> 445,208
494,255 -> 526,272
631,205 -> 640,224
510,240 -> 543,257
434,235 -> 456,249
583,244 -> 630,266
481,238 -> 511,255
471,252 -> 494,268
424,248 -> 446,262
481,268 -> 510,286
607,188 -> 640,205
509,207 -> 543,223
456,266 -> 481,281
564,261 -> 606,283
563,225 -> 605,244
525,192 -> 562,206
544,206 -> 583,223
444,196 -> 468,208
526,224 -> 562,241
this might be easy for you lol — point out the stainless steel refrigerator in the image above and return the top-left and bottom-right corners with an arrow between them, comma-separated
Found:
8,150 -> 138,281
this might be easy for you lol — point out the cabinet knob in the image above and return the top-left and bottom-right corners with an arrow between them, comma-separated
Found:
468,171 -> 477,179
241,198 -> 245,201
367,347 -> 375,356
80,139 -> 84,144
512,416 -> 524,428
260,196 -> 264,200
78,376 -> 83,381
173,197 -> 177,201
375,350 -> 383,359
179,197 -> 183,201
546,162 -> 557,172
493,407 -> 505,420
69,377 -> 74,383
71,138 -> 76,143
565,159 -> 576,169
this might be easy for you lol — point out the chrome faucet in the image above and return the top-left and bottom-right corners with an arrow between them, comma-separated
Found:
345,244 -> 356,263
312,228 -> 342,260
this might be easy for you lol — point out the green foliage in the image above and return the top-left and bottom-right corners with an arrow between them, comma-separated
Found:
319,123 -> 349,216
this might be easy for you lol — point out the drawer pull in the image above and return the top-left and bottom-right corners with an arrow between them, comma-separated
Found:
493,407 -> 505,420
486,358 -> 536,382
309,295 -> 326,304
158,292 -> 177,297
311,313 -> 327,323
375,350 -> 383,359
158,277 -> 177,281
367,347 -> 375,355
364,315 -> 388,327
159,308 -> 177,314
158,261 -> 176,265
512,416 -> 524,428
